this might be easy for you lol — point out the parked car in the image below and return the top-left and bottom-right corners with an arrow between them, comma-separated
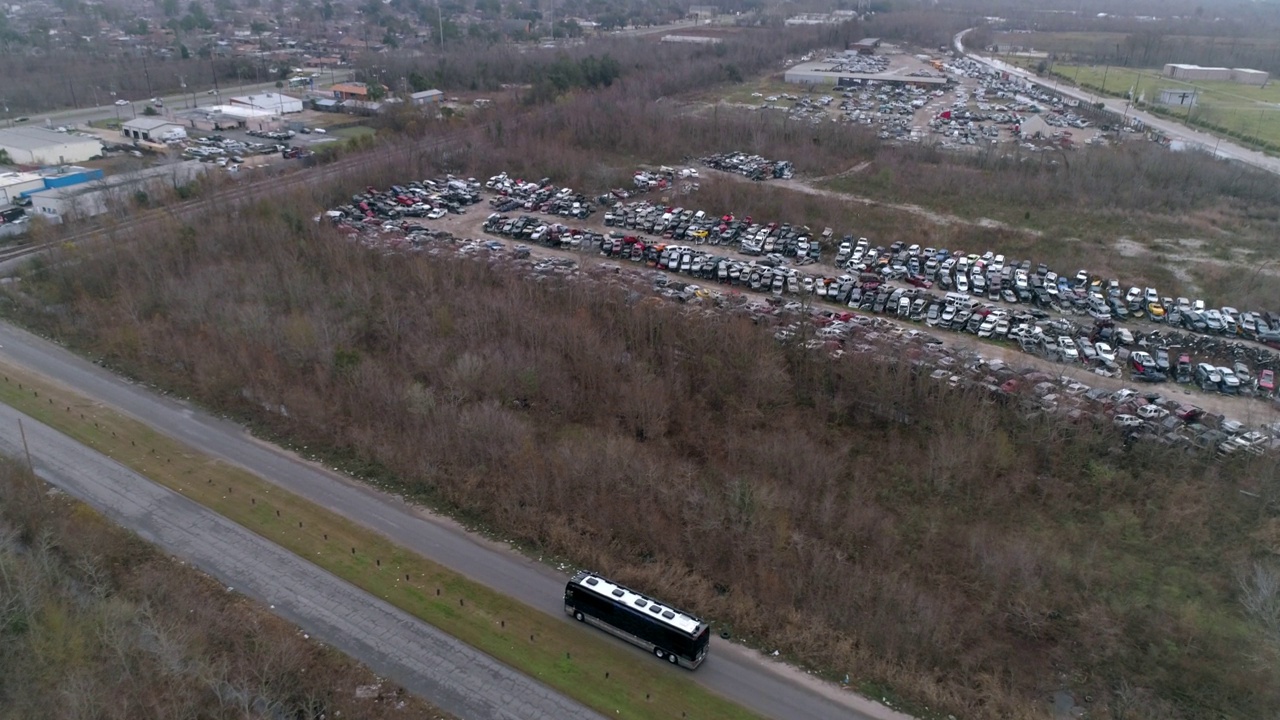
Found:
1113,414 -> 1144,429
1217,366 -> 1241,394
1195,363 -> 1223,389
1130,351 -> 1156,374
1259,368 -> 1276,396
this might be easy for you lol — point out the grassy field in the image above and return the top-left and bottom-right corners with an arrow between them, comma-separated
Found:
1004,57 -> 1280,148
994,31 -> 1131,56
331,124 -> 378,140
701,74 -> 810,106
993,31 -> 1280,61
0,360 -> 763,720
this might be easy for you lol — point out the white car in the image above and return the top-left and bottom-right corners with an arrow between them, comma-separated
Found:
1058,336 -> 1078,360
1136,404 -> 1169,421
1113,414 -> 1144,429
1064,381 -> 1090,395
427,208 -> 447,220
1218,366 -> 1241,392
114,98 -> 130,106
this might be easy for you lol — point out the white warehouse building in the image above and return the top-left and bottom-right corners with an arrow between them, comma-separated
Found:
0,127 -> 102,165
229,92 -> 304,114
28,161 -> 206,221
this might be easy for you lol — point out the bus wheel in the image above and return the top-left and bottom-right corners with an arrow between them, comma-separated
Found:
653,648 -> 665,660
574,611 -> 584,622
666,653 -> 678,665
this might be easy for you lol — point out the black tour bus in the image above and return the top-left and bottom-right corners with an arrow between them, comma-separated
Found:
564,571 -> 710,669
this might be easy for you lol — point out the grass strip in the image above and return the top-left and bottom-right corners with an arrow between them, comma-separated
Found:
0,360 -> 763,720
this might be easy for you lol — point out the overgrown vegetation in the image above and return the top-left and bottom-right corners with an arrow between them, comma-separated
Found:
0,459 -> 452,720
8,197 -> 1280,719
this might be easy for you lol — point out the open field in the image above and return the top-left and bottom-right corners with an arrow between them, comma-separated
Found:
697,74 -> 797,106
992,31 -> 1280,63
331,124 -> 378,140
1001,57 -> 1280,149
0,360 -> 761,720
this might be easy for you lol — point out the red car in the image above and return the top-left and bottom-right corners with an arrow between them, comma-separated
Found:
905,274 -> 933,289
1175,404 -> 1204,422
1259,369 -> 1275,396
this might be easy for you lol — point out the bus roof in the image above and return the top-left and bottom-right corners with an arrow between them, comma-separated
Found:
570,572 -> 704,636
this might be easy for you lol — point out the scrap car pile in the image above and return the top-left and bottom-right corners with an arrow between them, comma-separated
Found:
323,172 -> 1280,457
700,152 -> 794,180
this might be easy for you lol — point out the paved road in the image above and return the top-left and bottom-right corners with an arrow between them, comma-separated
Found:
0,320 -> 910,720
10,71 -> 355,132
953,29 -> 1280,176
0,397 -> 605,720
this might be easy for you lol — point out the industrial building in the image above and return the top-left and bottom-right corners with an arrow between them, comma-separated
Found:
1162,64 -> 1269,85
0,171 -> 43,204
852,38 -> 881,55
785,60 -> 947,87
28,161 -> 205,221
409,89 -> 444,106
181,104 -> 279,131
229,92 -> 304,114
784,13 -> 851,25
121,117 -> 188,142
1231,68 -> 1269,85
330,82 -> 374,101
660,35 -> 722,45
1,166 -> 103,207
688,5 -> 717,21
0,127 -> 102,165
1158,88 -> 1199,107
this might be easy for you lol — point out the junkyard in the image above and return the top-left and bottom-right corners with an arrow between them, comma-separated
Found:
725,44 -> 1113,150
320,166 -> 1280,458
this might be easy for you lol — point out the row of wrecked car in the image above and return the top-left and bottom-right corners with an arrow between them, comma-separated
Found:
323,185 -> 1279,460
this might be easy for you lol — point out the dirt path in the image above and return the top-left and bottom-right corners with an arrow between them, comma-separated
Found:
701,167 -> 1038,235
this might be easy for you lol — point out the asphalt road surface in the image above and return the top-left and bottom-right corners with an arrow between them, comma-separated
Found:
0,396 -> 604,720
0,320 -> 909,720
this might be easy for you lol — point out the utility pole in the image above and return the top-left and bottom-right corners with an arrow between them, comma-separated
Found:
438,0 -> 445,52
18,420 -> 33,475
142,53 -> 154,98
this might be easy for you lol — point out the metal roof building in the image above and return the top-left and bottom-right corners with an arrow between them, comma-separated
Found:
121,117 -> 187,141
784,60 -> 947,87
28,161 -> 206,221
0,171 -> 43,204
229,92 -> 304,114
409,89 -> 443,106
0,127 -> 102,165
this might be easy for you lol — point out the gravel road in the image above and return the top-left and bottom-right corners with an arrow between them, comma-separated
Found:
0,397 -> 605,720
0,321 -> 907,720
